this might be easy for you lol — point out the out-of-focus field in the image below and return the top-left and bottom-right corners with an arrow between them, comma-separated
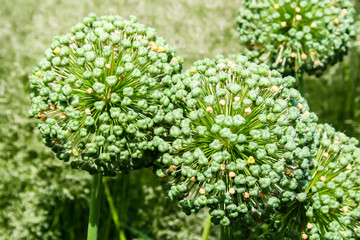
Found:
0,0 -> 359,239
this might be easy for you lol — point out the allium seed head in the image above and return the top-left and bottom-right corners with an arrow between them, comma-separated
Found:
29,14 -> 183,176
237,0 -> 356,77
154,56 -> 318,226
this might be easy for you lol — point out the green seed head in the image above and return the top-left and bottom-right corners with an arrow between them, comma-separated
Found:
237,0 -> 356,77
154,56 -> 318,226
254,124 -> 360,239
29,14 -> 183,176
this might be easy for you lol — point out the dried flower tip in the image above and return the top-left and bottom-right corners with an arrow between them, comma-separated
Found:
191,177 -> 196,182
333,18 -> 340,24
274,3 -> 280,10
206,106 -> 213,113
311,22 -> 317,28
86,88 -> 93,94
307,223 -> 313,229
346,164 -> 352,170
221,163 -> 226,171
60,113 -> 67,119
229,171 -> 236,178
281,21 -> 287,28
199,188 -> 206,195
219,99 -> 226,106
301,53 -> 308,60
113,46 -> 119,51
341,206 -> 349,213
341,9 -> 347,16
158,46 -> 165,53
106,64 -> 111,70
285,168 -> 292,175
314,60 -> 322,67
302,233 -> 308,239
234,96 -> 240,102
320,176 -> 326,182
245,107 -> 251,114
85,108 -> 91,115
322,152 -> 329,158
71,36 -> 76,43
296,15 -> 302,21
295,7 -> 301,13
247,156 -> 255,164
229,188 -> 236,194
218,63 -> 226,70
259,191 -> 265,197
298,103 -> 303,110
291,52 -> 297,58
50,104 -> 56,110
271,85 -> 279,92
40,114 -> 47,121
169,165 -> 177,172
228,61 -> 236,69
53,47 -> 61,55
244,192 -> 250,198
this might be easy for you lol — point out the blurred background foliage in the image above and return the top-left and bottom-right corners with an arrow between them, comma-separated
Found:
0,0 -> 359,239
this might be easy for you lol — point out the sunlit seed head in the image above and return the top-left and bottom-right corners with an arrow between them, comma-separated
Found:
334,140 -> 341,145
322,152 -> 329,158
301,233 -> 308,239
311,22 -> 317,28
295,7 -> 301,13
245,107 -> 252,114
71,36 -> 76,43
296,15 -> 302,21
333,18 -> 340,24
218,63 -> 226,70
341,206 -> 349,213
136,35 -> 143,41
346,164 -> 352,170
307,223 -> 313,229
320,176 -> 326,182
244,192 -> 250,198
228,61 -> 236,69
274,3 -> 280,10
229,171 -> 236,178
114,30 -> 121,35
206,106 -> 213,113
304,111 -> 310,116
341,9 -> 347,16
281,21 -> 287,28
278,58 -> 283,64
171,57 -> 178,63
105,64 -> 111,70
219,99 -> 226,106
285,168 -> 292,175
199,188 -> 206,195
291,52 -> 297,58
85,108 -> 91,115
234,96 -> 240,102
298,103 -> 303,110
191,177 -> 196,182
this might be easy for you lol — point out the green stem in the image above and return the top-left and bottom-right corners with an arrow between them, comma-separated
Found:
201,215 -> 212,240
296,71 -> 306,99
220,225 -> 231,240
87,173 -> 103,240
103,177 -> 127,240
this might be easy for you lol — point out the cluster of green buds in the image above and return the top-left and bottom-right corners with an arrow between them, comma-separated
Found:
29,14 -> 183,176
237,0 -> 356,76
154,55 -> 319,226
256,124 -> 360,239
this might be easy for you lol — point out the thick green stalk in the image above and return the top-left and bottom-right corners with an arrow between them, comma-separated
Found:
201,215 -> 212,240
220,225 -> 231,240
87,173 -> 103,240
296,71 -> 306,99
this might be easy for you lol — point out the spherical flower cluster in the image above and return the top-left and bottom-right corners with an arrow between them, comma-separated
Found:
237,0 -> 356,76
154,56 -> 319,226
29,14 -> 183,176
257,124 -> 360,239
